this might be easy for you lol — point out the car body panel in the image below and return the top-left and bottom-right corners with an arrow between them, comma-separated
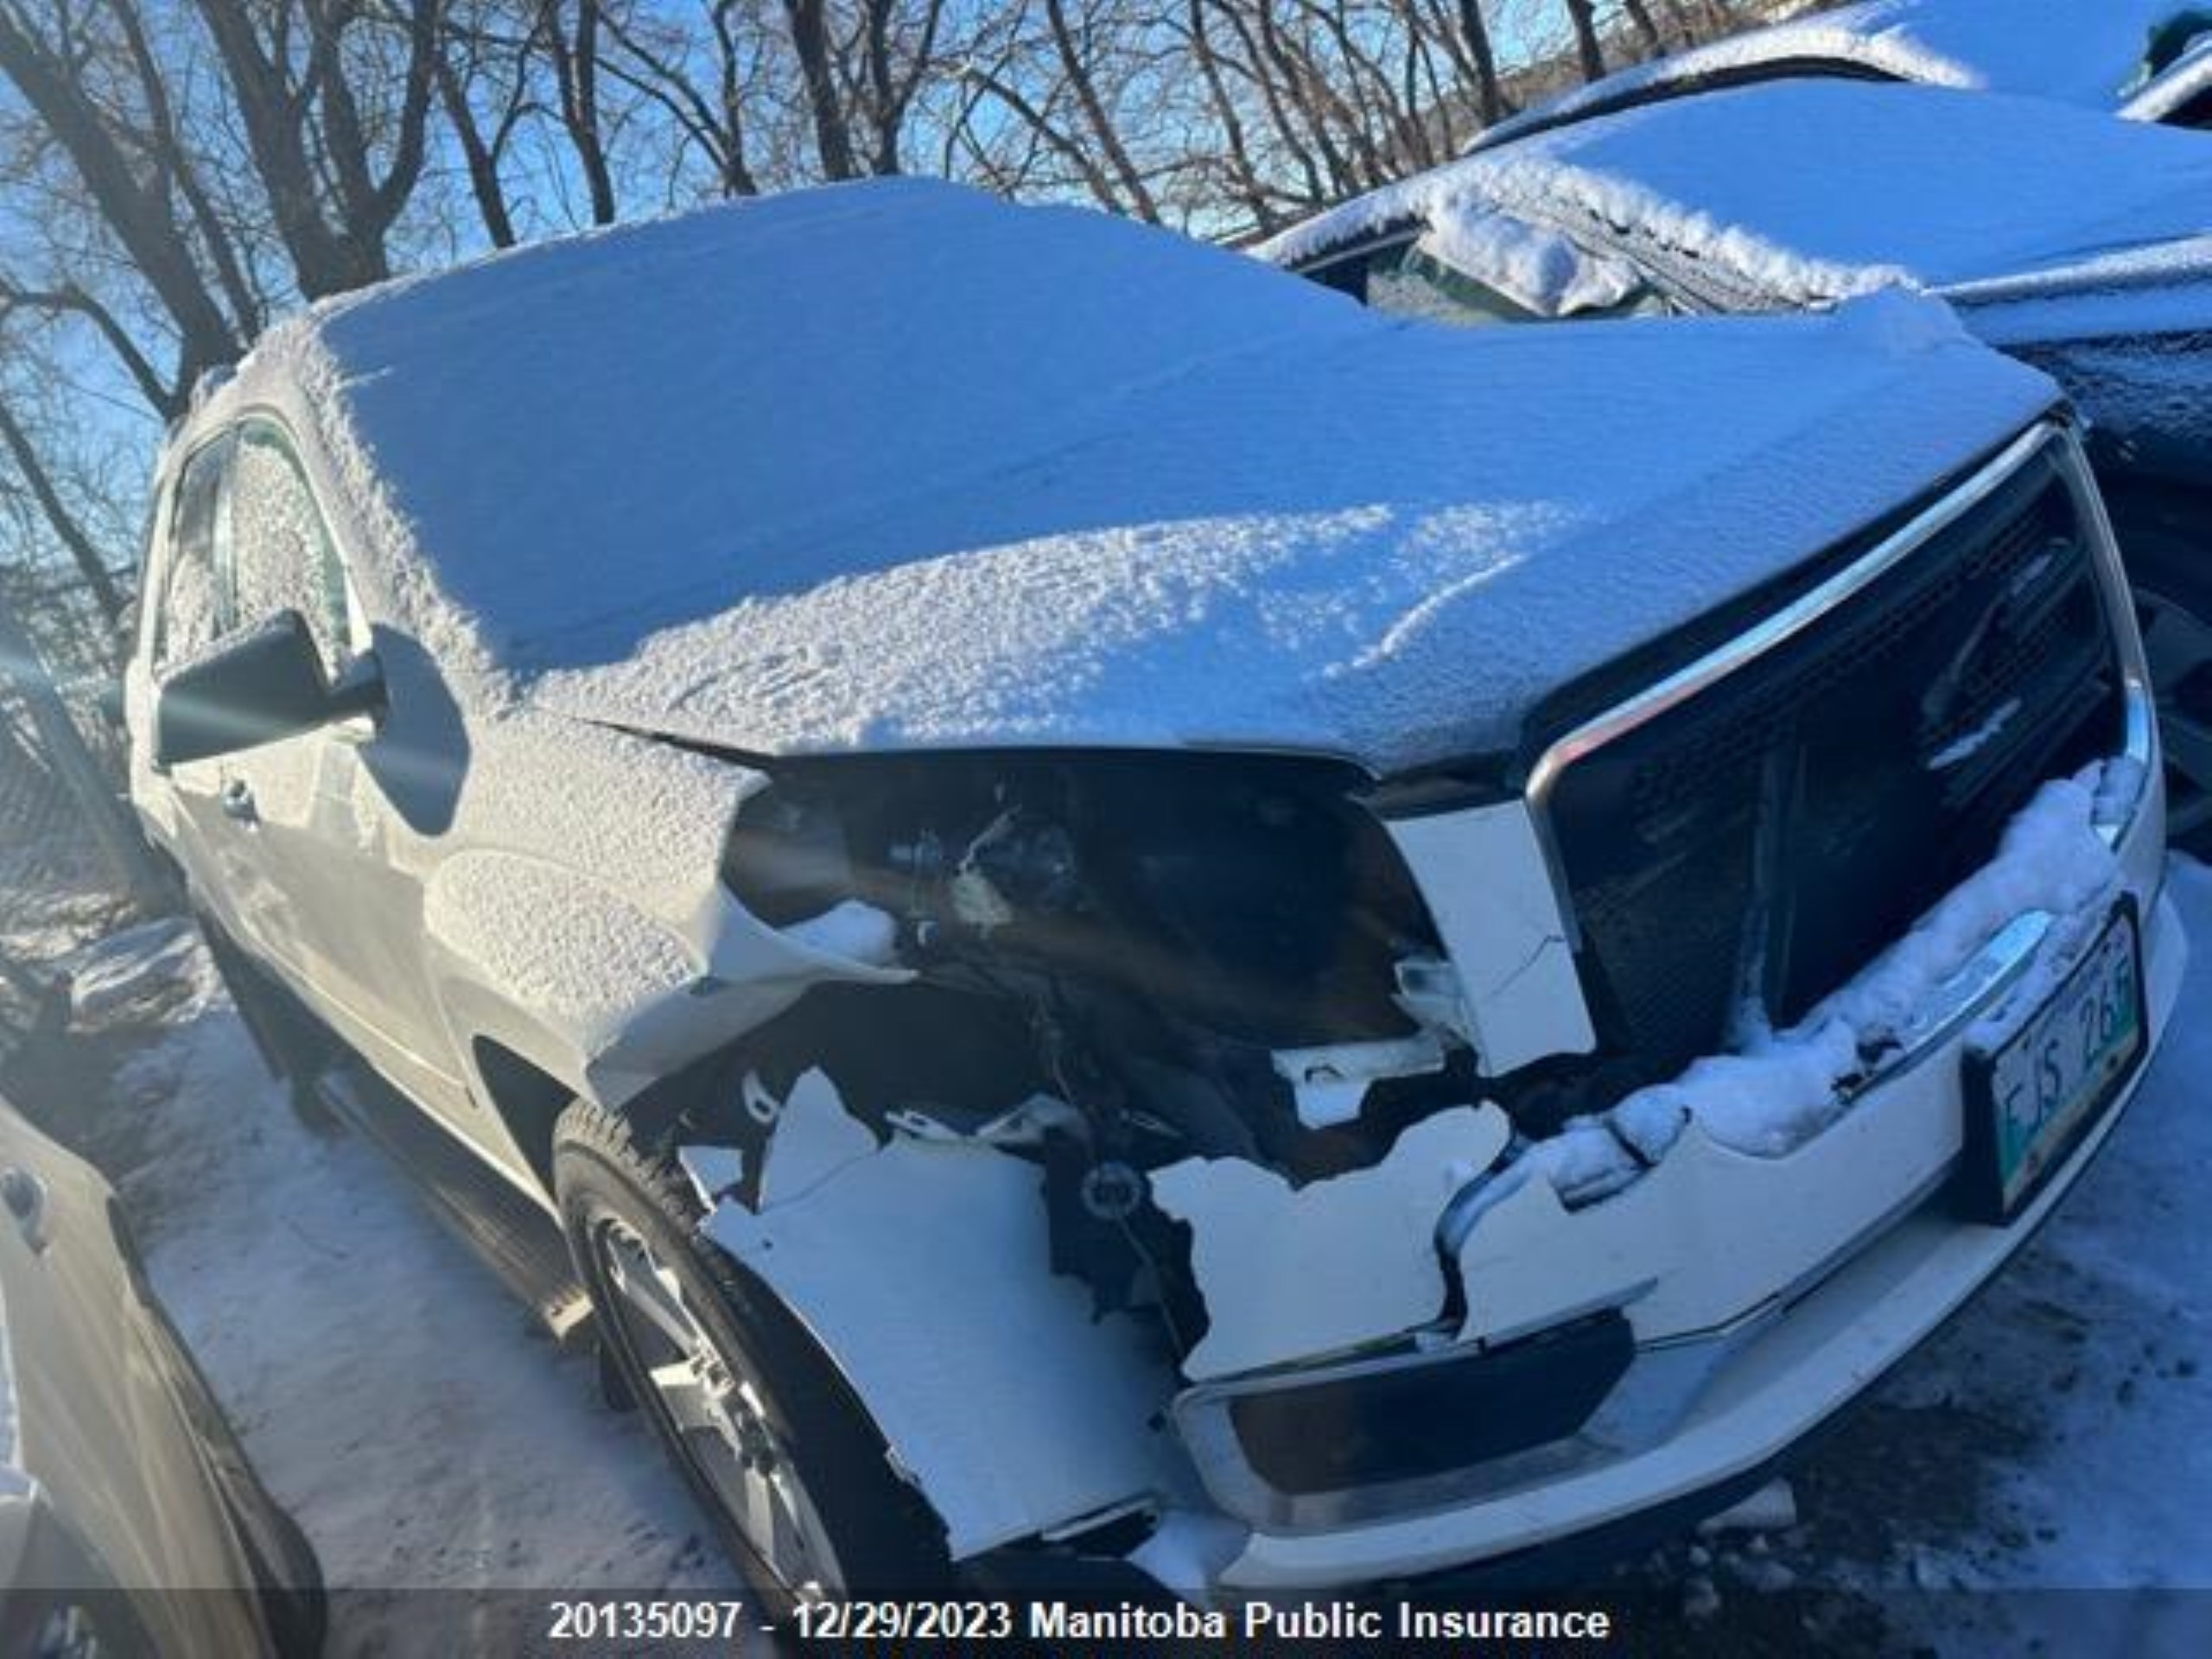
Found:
1226,880 -> 2182,1584
0,1097 -> 296,1654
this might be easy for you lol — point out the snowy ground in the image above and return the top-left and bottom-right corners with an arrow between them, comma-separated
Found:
12,927 -> 739,1657
2,859 -> 2206,1656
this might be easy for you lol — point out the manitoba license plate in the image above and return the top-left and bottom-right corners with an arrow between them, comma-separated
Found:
1961,901 -> 2144,1224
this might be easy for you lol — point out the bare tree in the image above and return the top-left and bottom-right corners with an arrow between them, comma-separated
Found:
436,0 -> 548,245
1452,0 -> 1511,126
0,586 -> 168,906
0,1 -> 247,393
779,1 -> 945,180
191,0 -> 448,296
781,0 -> 853,175
596,0 -> 765,198
0,397 -> 125,621
1181,0 -> 1276,228
1040,0 -> 1155,219
1563,0 -> 1605,80
544,0 -> 622,221
1620,0 -> 1668,57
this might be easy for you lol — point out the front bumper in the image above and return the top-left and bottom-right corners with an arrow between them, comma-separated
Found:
1210,759 -> 2184,1592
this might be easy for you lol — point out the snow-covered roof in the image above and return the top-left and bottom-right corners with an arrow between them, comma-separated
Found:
239,179 -> 2055,774
1477,0 -> 2209,151
1262,82 -> 2212,308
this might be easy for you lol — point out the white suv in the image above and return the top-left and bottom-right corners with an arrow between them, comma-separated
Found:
125,179 -> 2182,1606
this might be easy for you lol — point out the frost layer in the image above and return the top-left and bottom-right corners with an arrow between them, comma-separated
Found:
235,178 -> 2054,773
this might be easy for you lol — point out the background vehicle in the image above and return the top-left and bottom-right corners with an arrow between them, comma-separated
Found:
1261,79 -> 2212,847
124,180 -> 2183,1605
1478,0 -> 2212,149
0,1091 -> 324,1656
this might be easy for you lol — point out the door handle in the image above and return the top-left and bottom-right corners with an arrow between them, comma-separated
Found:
219,778 -> 258,824
1,1166 -> 51,1253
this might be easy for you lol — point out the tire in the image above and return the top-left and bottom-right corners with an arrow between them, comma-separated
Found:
245,1505 -> 328,1658
551,1097 -> 952,1613
2107,504 -> 2212,856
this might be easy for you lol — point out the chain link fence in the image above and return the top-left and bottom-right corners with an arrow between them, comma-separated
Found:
0,562 -> 144,1064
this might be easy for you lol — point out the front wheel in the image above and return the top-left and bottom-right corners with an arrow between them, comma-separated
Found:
551,1099 -> 950,1613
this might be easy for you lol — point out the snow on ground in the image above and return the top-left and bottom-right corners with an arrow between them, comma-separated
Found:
2,858 -> 2205,1655
52,942 -> 737,1656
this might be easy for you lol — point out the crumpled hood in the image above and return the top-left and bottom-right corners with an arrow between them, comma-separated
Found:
525,293 -> 2056,775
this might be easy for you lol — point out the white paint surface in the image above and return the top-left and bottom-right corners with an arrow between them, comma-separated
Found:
1385,800 -> 1595,1076
1151,1105 -> 1509,1381
752,1066 -> 880,1209
703,1130 -> 1185,1558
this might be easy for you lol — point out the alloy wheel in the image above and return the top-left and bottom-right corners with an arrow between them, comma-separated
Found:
594,1217 -> 846,1601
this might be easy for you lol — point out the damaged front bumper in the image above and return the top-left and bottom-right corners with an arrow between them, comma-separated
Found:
1183,755 -> 2184,1591
685,422 -> 2182,1598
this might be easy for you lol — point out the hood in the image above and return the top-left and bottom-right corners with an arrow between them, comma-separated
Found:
526,295 -> 2052,775
260,180 -> 2055,776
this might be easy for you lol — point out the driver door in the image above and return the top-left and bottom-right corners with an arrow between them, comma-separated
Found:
214,419 -> 468,1117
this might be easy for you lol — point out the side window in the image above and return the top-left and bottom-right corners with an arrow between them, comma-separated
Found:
226,420 -> 351,672
153,435 -> 232,671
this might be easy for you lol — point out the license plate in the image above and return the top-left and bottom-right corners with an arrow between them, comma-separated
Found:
1961,901 -> 2144,1224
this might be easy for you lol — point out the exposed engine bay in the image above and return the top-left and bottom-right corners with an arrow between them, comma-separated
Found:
717,747 -> 1510,1304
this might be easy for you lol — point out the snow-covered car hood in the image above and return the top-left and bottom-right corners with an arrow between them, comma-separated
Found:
1474,0 -> 2208,150
244,179 -> 2056,776
1262,81 -> 2212,312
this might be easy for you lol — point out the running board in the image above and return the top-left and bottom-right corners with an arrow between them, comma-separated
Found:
317,1064 -> 594,1344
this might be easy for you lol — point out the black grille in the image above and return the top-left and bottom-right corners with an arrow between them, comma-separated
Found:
1543,446 -> 2126,1088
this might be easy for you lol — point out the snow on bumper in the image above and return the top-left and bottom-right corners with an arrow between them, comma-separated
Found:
1205,757 -> 2183,1589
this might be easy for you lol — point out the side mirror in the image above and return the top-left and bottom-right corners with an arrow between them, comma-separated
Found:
154,611 -> 385,769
